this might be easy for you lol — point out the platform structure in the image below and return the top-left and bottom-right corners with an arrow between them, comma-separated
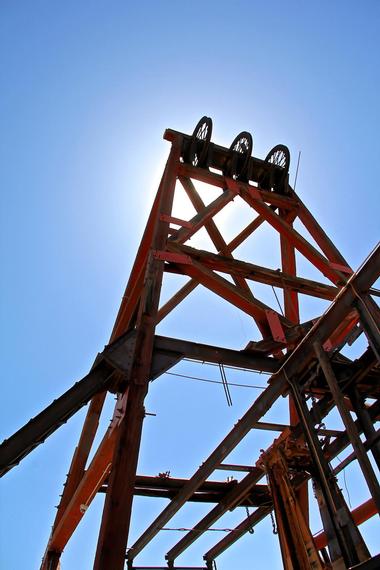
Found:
1,118 -> 379,570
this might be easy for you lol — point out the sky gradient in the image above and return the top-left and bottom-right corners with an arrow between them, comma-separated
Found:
1,2 -> 379,569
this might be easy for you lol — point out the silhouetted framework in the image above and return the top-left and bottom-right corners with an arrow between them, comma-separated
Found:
1,117 -> 379,570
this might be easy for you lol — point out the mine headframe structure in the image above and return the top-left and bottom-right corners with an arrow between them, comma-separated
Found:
0,117 -> 379,570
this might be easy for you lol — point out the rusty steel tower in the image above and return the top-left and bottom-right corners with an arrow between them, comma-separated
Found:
1,117 -> 379,570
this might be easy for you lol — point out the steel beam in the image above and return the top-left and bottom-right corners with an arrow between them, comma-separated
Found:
177,162 -> 298,211
204,397 -> 379,565
127,244 -> 380,563
203,505 -> 272,563
0,359 -> 115,477
169,186 -> 236,245
167,242 -> 339,301
157,214 -> 266,324
178,176 -> 255,299
152,335 -> 279,373
163,252 -> 287,336
295,196 -> 351,268
127,376 -> 287,562
94,142 -> 181,570
313,498 -> 377,550
236,181 -> 347,285
349,389 -> 380,470
281,243 -> 380,378
314,341 -> 380,514
356,295 -> 380,362
99,475 -> 270,507
166,468 -> 264,563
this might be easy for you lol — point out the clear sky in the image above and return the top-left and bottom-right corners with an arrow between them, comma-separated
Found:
1,2 -> 379,569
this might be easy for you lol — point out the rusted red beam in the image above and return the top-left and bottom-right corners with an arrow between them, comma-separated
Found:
127,244 -> 380,563
157,279 -> 198,323
46,140 -> 181,559
279,209 -> 300,325
203,505 -> 272,563
170,187 -> 237,245
0,360 -> 115,478
157,214 -> 266,324
227,214 -> 265,251
127,377 -> 287,563
153,335 -> 279,373
167,242 -> 339,301
99,475 -> 270,506
43,425 -> 118,559
179,176 -> 254,298
278,207 -> 309,519
167,254 -> 288,337
49,391 -> 107,531
295,195 -> 351,268
178,176 -> 230,255
281,242 -> 380,377
94,143 -> 181,570
166,467 -> 264,563
314,341 -> 380,514
110,169 -> 170,341
234,180 -> 347,285
177,162 -> 298,211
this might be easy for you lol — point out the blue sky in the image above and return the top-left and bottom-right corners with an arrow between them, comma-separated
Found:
1,2 -> 379,569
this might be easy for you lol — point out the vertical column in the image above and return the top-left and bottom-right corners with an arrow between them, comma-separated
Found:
93,142 -> 181,570
288,373 -> 363,568
349,388 -> 380,471
279,209 -> 309,520
279,211 -> 300,326
355,295 -> 380,363
314,342 -> 380,514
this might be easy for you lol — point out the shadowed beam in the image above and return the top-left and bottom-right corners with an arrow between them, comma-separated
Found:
167,242 -> 339,301
203,403 -> 379,565
127,243 -> 380,563
0,360 -> 116,477
177,162 -> 298,211
127,376 -> 288,563
99,475 -> 271,507
236,180 -> 348,285
169,185 -> 237,245
152,335 -> 279,374
178,175 -> 254,298
203,505 -> 272,563
1,333 -> 278,479
166,467 -> 265,563
313,499 -> 378,550
157,214 -> 266,324
162,254 -> 289,336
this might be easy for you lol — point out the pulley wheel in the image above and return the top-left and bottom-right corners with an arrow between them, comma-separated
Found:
264,144 -> 290,193
187,116 -> 213,167
225,131 -> 253,180
265,144 -> 290,171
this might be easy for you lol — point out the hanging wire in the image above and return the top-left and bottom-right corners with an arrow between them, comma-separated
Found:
271,285 -> 284,316
183,358 -> 272,376
294,151 -> 301,190
270,510 -> 278,535
164,371 -> 267,390
245,506 -> 254,534
161,527 -> 238,533
336,454 -> 352,508
219,363 -> 233,406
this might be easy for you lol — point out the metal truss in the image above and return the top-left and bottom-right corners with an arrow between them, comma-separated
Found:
1,117 -> 379,570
